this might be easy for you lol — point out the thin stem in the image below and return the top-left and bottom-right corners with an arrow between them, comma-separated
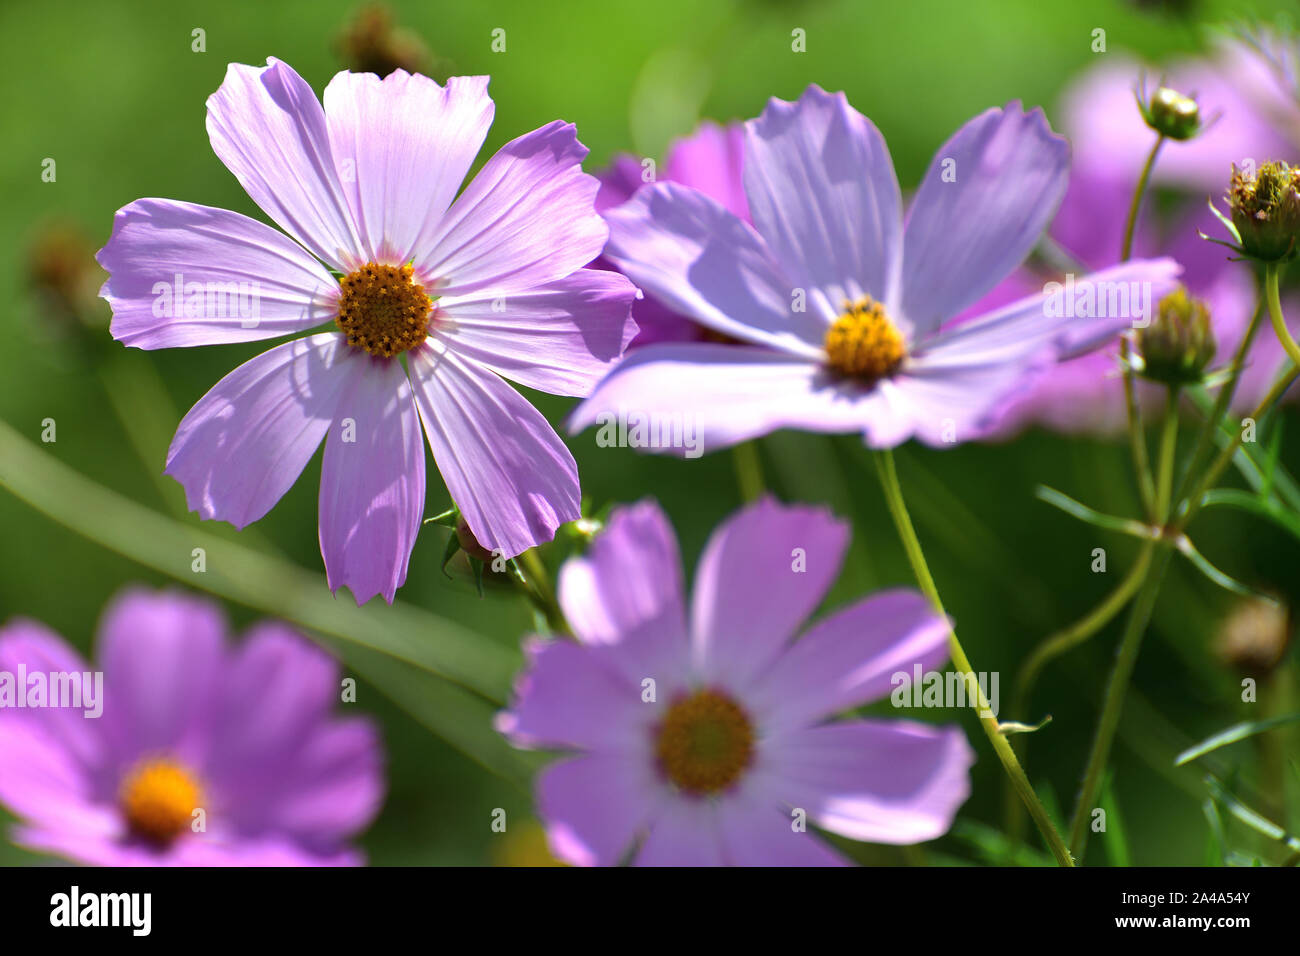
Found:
519,548 -> 567,634
1121,136 -> 1164,262
1154,387 -> 1180,520
1067,548 -> 1173,861
1004,541 -> 1155,838
1172,290 -> 1266,506
1067,388 -> 1180,861
731,440 -> 765,502
1118,135 -> 1165,520
873,449 -> 1074,866
1267,262 -> 1300,368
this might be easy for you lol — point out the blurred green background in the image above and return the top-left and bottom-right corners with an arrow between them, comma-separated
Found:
1,0 -> 1298,866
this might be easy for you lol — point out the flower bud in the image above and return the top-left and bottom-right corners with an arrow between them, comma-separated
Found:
1140,86 -> 1202,141
455,515 -> 496,562
337,3 -> 432,78
1137,287 -> 1216,385
1213,596 -> 1291,678
1227,161 -> 1300,262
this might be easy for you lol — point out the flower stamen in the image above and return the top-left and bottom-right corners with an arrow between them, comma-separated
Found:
824,296 -> 906,381
119,758 -> 202,845
335,262 -> 433,357
655,689 -> 754,795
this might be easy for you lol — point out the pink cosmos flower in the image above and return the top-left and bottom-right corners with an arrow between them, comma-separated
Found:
498,498 -> 974,866
570,85 -> 1180,452
0,589 -> 383,866
593,121 -> 748,347
97,59 -> 638,603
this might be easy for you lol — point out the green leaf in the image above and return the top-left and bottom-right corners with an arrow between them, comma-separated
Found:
1203,797 -> 1228,866
1176,713 -> 1300,766
1174,535 -> 1278,603
1199,487 -> 1300,543
997,715 -> 1053,736
1205,776 -> 1300,852
949,820 -> 1053,867
1100,773 -> 1131,867
1035,485 -> 1152,539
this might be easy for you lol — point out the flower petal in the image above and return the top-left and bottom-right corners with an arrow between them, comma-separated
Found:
747,589 -> 951,733
318,352 -> 425,605
0,722 -> 115,836
534,753 -> 667,867
99,199 -> 340,349
603,182 -> 824,357
95,589 -> 227,771
715,783 -> 850,866
496,637 -> 648,752
634,798 -> 725,866
691,497 -> 849,690
0,620 -> 103,770
901,103 -> 1069,334
409,341 -> 579,558
434,269 -> 638,397
744,85 -> 903,320
417,121 -> 607,297
556,500 -> 691,688
323,71 -> 494,264
166,333 -> 352,529
206,58 -> 361,270
664,120 -> 750,221
568,342 -> 889,454
763,720 -> 974,844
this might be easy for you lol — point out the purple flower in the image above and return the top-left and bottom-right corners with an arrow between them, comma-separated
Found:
593,120 -> 749,347
498,498 -> 973,866
570,85 -> 1180,451
0,589 -> 383,866
97,59 -> 638,603
980,55 -> 1300,438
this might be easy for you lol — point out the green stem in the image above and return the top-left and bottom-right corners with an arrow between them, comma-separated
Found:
1067,389 -> 1179,861
1267,263 -> 1300,368
1118,135 -> 1165,520
731,440 -> 765,502
873,449 -> 1074,866
1154,387 -> 1180,521
520,548 -> 567,634
1172,291 -> 1266,507
1067,549 -> 1172,861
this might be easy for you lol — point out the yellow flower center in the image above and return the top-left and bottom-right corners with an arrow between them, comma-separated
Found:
655,689 -> 754,795
119,759 -> 202,845
335,262 -> 433,357
824,296 -> 906,381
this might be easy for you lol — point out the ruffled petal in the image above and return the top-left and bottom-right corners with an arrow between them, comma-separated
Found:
416,121 -> 607,297
206,58 -> 361,270
901,103 -> 1069,334
318,352 -> 425,605
433,269 -> 638,396
99,199 -> 339,348
603,182 -> 824,357
762,720 -> 974,844
568,342 -> 889,455
690,497 -> 849,690
409,341 -> 579,558
744,85 -> 903,321
166,333 -> 352,529
323,71 -> 493,264
746,589 -> 951,733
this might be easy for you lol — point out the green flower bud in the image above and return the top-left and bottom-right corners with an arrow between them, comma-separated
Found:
1139,86 -> 1202,141
1137,287 -> 1216,385
1227,161 -> 1300,262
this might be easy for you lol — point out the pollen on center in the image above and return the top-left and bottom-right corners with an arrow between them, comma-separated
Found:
654,689 -> 755,795
335,261 -> 433,358
824,296 -> 906,381
119,758 -> 202,845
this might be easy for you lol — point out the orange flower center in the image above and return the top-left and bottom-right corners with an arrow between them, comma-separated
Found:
335,261 -> 433,357
119,758 -> 202,845
655,689 -> 754,795
824,296 -> 906,381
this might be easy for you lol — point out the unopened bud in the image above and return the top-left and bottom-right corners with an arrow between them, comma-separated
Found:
1213,597 -> 1291,678
1140,86 -> 1202,141
1227,161 -> 1300,262
1137,287 -> 1216,385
